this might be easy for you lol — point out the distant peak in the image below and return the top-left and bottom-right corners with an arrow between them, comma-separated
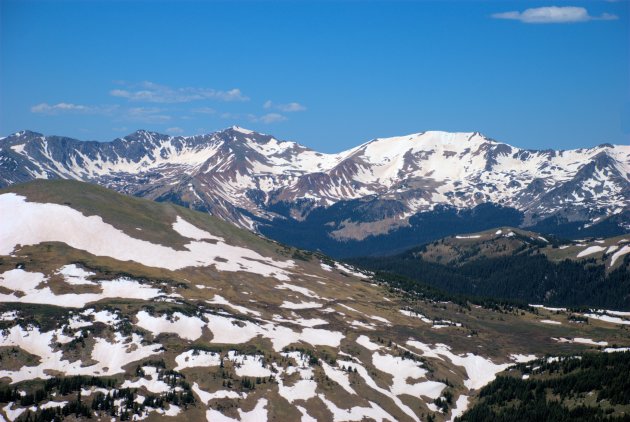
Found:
229,126 -> 255,135
10,130 -> 43,138
372,130 -> 490,146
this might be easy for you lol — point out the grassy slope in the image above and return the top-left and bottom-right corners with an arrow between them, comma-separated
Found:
1,180 -> 630,421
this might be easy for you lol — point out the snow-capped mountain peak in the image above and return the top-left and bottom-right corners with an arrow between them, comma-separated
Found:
1,128 -> 628,248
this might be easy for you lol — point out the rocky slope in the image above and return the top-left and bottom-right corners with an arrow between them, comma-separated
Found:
1,128 -> 628,257
1,180 -> 629,421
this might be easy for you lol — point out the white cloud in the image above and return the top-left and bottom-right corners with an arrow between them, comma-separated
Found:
220,112 -> 287,125
263,100 -> 306,112
165,127 -> 185,134
258,113 -> 287,124
110,81 -> 249,103
192,106 -> 216,115
491,6 -> 618,23
124,107 -> 172,123
31,103 -> 116,115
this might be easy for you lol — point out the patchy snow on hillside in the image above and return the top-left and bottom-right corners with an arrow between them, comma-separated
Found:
321,361 -> 356,395
275,282 -> 321,299
56,264 -> 96,285
207,295 -> 261,317
448,395 -> 470,422
280,300 -> 323,310
172,215 -> 222,241
371,352 -> 445,399
356,335 -> 381,351
0,194 -> 295,279
204,313 -> 343,351
510,354 -> 537,363
583,312 -> 630,325
0,326 -> 162,383
610,245 -> 630,267
192,383 -> 245,405
0,269 -> 163,308
335,359 -> 420,422
406,340 -> 510,390
399,309 -> 432,324
318,395 -> 395,422
135,310 -> 206,341
175,350 -> 222,371
205,398 -> 268,422
228,351 -> 273,378
553,337 -> 608,346
577,245 -> 605,258
121,367 -> 173,394
0,268 -> 46,291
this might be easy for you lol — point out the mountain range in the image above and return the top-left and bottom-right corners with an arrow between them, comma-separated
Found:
1,127 -> 628,257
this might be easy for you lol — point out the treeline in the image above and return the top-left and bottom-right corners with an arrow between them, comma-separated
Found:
349,252 -> 630,310
457,352 -> 630,422
0,371 -> 195,421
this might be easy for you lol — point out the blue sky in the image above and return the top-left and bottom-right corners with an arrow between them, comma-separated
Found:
1,0 -> 628,152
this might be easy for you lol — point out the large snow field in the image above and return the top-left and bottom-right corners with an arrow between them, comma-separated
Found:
0,326 -> 162,383
175,350 -> 222,371
0,193 -> 294,279
0,268 -> 163,308
204,313 -> 343,351
135,310 -> 206,341
335,359 -> 421,422
371,352 -> 445,399
576,245 -> 605,258
228,351 -> 273,378
406,340 -> 510,390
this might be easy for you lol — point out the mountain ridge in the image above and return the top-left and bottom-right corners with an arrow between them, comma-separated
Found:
1,127 -> 629,257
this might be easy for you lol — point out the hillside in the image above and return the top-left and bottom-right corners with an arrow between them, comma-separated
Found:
1,128 -> 628,257
458,352 -> 630,422
349,228 -> 630,310
1,180 -> 630,421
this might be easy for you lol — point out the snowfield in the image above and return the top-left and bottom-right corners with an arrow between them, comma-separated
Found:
406,340 -> 510,390
0,194 -> 295,279
0,326 -> 162,383
135,310 -> 206,341
0,269 -> 163,308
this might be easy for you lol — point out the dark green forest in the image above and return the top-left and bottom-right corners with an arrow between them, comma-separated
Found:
350,252 -> 630,310
457,352 -> 630,422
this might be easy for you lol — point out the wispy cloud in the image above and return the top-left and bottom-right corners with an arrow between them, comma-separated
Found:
31,102 -> 116,115
257,113 -> 287,123
263,100 -> 306,112
110,81 -> 249,103
124,107 -> 172,123
165,127 -> 185,134
191,106 -> 216,115
221,112 -> 288,124
491,6 -> 618,23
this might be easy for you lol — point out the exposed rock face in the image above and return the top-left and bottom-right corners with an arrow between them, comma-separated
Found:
1,127 -> 628,256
